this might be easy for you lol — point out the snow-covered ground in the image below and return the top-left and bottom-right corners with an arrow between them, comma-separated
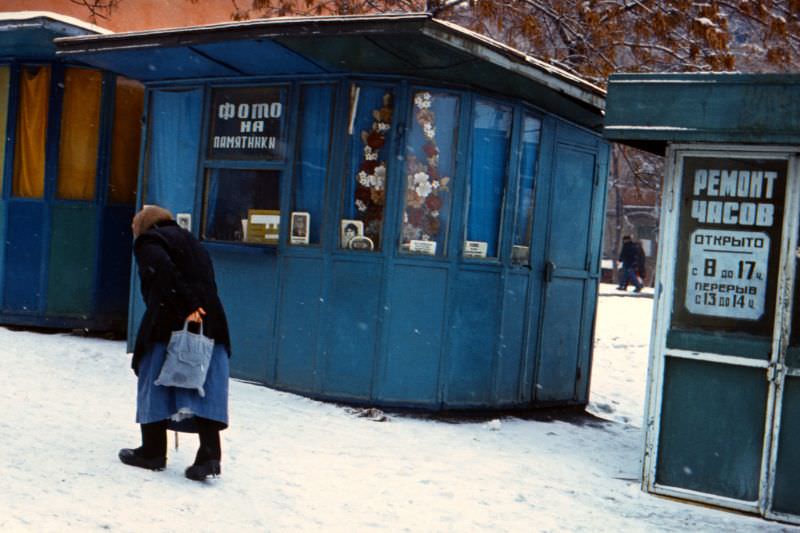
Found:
0,284 -> 794,532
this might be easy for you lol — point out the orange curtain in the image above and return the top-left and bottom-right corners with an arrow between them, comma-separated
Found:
0,66 -> 9,192
57,68 -> 102,200
13,66 -> 50,198
108,77 -> 144,204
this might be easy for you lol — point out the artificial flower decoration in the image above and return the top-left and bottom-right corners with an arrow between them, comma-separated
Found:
401,91 -> 451,250
351,92 -> 393,247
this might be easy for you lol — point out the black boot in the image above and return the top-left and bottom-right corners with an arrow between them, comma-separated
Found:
185,418 -> 222,481
119,421 -> 167,471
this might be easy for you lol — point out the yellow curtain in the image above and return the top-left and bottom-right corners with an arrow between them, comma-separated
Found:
0,66 -> 9,192
57,68 -> 102,200
13,66 -> 50,198
108,77 -> 144,204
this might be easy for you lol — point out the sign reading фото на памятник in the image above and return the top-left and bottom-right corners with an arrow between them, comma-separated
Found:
208,86 -> 286,160
675,157 -> 786,328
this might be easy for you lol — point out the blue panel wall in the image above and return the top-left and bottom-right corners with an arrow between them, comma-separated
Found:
95,205 -> 135,320
275,255 -> 324,391
322,259 -> 382,399
4,202 -> 45,313
211,248 -> 277,382
445,269 -> 501,406
378,263 -> 448,405
496,273 -> 528,405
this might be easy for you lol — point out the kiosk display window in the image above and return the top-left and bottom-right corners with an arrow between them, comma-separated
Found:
399,89 -> 459,257
13,65 -> 50,199
512,113 -> 542,265
291,83 -> 335,246
340,84 -> 394,251
464,99 -> 512,259
0,66 -> 8,190
202,168 -> 281,243
108,76 -> 144,205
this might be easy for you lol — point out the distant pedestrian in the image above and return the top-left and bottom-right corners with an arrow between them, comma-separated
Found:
617,235 -> 643,292
119,205 -> 232,481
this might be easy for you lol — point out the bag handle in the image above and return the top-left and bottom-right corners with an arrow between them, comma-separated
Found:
183,318 -> 204,337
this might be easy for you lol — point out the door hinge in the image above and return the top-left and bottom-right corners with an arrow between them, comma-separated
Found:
544,261 -> 556,283
767,362 -> 785,384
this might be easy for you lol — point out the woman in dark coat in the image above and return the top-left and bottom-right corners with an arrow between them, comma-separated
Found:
119,205 -> 232,481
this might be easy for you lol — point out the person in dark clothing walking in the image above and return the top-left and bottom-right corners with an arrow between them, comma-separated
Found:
119,205 -> 232,481
617,235 -> 643,292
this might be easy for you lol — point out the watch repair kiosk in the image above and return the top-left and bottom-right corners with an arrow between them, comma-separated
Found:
57,14 -> 610,411
0,12 -> 142,332
606,73 -> 800,524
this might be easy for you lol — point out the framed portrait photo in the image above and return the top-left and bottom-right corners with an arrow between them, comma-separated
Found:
340,219 -> 364,249
290,211 -> 310,245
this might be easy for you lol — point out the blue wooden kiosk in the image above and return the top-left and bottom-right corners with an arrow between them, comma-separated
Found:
606,73 -> 800,524
57,14 -> 609,410
0,12 -> 142,332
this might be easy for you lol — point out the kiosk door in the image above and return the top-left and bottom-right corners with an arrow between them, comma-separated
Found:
645,147 -> 800,519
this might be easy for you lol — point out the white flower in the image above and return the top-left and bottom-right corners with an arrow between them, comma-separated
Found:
415,180 -> 432,198
358,171 -> 370,187
376,122 -> 390,132
431,210 -> 440,217
423,123 -> 436,139
414,92 -> 432,109
365,150 -> 378,161
355,199 -> 367,212
413,171 -> 429,185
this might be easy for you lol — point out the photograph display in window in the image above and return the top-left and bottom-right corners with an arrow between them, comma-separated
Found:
203,168 -> 280,244
208,86 -> 287,161
400,91 -> 458,255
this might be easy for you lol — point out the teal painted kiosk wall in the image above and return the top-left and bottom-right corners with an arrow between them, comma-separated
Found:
0,13 -> 142,333
606,72 -> 800,525
60,14 -> 609,411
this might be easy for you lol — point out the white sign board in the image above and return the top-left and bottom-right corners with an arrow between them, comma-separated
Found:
685,229 -> 769,320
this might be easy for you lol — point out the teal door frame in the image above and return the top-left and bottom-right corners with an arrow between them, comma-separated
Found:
644,144 -> 800,523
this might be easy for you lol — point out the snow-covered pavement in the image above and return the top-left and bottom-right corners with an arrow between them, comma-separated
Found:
0,285 -> 792,532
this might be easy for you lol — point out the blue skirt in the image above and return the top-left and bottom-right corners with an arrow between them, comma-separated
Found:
136,341 -> 230,433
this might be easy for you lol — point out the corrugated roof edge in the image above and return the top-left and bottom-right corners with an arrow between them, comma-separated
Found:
0,10 -> 111,35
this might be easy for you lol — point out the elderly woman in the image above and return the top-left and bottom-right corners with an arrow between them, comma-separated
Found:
119,205 -> 231,481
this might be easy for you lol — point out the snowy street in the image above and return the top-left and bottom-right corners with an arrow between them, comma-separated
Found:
0,285 -> 792,532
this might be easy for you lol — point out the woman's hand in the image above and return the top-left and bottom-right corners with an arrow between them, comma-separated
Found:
187,307 -> 206,323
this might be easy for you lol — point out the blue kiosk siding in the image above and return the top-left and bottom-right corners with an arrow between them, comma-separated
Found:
127,85 -> 607,410
98,15 -> 609,411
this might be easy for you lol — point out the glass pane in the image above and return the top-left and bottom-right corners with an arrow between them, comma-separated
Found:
465,99 -> 512,259
291,84 -> 334,246
57,68 -> 102,200
668,156 -> 787,359
108,76 -> 144,204
202,168 -> 281,245
512,114 -> 541,265
0,66 -> 9,191
208,86 -> 287,161
340,84 -> 394,251
13,65 -> 50,198
399,90 -> 459,257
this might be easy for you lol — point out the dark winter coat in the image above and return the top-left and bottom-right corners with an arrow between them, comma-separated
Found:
132,220 -> 231,373
618,240 -> 640,270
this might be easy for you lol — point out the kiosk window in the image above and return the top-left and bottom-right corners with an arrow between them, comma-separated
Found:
57,68 -> 102,201
464,99 -> 512,259
13,65 -> 50,199
668,156 -> 787,357
203,168 -> 280,244
108,76 -> 144,205
399,90 -> 460,257
0,66 -> 8,191
340,84 -> 394,251
511,114 -> 541,265
291,84 -> 334,246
